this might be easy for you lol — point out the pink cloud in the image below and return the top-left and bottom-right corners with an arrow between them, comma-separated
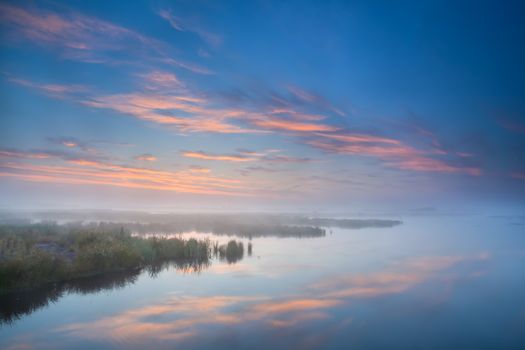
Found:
250,116 -> 339,133
307,133 -> 481,176
391,157 -> 481,176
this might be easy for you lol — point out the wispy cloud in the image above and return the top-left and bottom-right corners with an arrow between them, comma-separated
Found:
287,85 -> 346,117
136,71 -> 183,90
511,172 -> 525,180
262,155 -> 312,163
157,9 -> 222,47
0,3 -> 215,76
390,156 -> 481,176
46,137 -> 94,153
0,148 -> 251,196
181,151 -> 256,162
0,3 -> 166,64
188,165 -> 211,173
250,115 -> 339,132
164,58 -> 215,75
134,154 -> 157,162
0,149 -> 52,160
82,92 -> 259,134
498,118 -> 525,135
182,149 -> 312,164
307,131 -> 481,176
6,75 -> 88,99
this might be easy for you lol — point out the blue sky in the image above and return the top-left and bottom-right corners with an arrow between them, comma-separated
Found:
0,0 -> 524,212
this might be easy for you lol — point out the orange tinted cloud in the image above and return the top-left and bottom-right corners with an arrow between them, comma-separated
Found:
181,151 -> 256,162
50,253 -> 489,346
83,93 -> 259,134
56,295 -> 262,343
251,116 -> 339,132
315,132 -> 401,145
0,157 -> 250,196
314,254 -> 488,299
250,299 -> 340,315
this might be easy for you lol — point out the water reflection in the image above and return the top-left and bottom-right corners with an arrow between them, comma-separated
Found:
2,216 -> 524,350
0,269 -> 140,325
35,253 -> 490,349
1,258 -> 218,325
215,240 -> 245,264
133,222 -> 327,238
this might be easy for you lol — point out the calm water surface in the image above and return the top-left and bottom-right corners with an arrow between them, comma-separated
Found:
1,215 -> 524,349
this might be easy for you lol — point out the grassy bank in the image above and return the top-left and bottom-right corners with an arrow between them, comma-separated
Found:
0,224 -> 214,294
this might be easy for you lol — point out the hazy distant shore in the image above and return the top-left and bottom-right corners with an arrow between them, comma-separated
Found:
0,213 -> 401,295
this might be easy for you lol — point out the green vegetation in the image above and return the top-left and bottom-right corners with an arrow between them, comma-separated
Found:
217,240 -> 244,263
0,224 -> 213,294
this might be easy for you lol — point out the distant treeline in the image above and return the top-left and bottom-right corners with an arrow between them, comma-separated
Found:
292,217 -> 402,229
0,212 -> 402,238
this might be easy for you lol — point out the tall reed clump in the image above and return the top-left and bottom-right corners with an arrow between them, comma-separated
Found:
0,224 -> 213,293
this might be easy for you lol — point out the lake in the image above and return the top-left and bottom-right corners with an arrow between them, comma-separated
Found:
1,215 -> 524,349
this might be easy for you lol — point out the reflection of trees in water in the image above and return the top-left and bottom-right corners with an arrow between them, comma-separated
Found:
213,240 -> 244,264
0,237 -> 253,325
132,222 -> 326,238
0,258 -> 212,325
145,258 -> 211,278
117,216 -> 401,238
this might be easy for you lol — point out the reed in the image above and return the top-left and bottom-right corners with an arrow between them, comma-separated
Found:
0,224 -> 213,293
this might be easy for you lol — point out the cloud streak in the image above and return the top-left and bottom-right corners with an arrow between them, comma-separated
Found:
134,154 -> 157,162
158,9 -> 222,47
307,132 -> 481,176
181,151 -> 256,162
0,3 -> 215,76
182,149 -> 312,164
0,149 -> 251,196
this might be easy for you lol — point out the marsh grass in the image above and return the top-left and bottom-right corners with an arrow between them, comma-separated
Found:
0,224 -> 213,293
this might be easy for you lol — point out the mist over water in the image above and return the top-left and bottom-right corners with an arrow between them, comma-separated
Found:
1,213 -> 524,349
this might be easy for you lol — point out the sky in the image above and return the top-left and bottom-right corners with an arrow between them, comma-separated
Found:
0,0 -> 524,212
